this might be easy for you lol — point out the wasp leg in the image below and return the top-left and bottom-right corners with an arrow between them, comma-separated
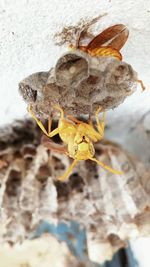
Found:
28,104 -> 50,136
28,105 -> 59,138
68,115 -> 94,126
67,116 -> 82,124
88,114 -> 94,127
95,107 -> 106,138
37,104 -> 66,137
49,105 -> 66,136
53,105 -> 64,120
58,159 -> 78,181
48,116 -> 52,135
90,157 -> 123,175
137,79 -> 145,91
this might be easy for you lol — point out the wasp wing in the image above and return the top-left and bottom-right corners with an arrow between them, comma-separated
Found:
87,24 -> 129,51
41,135 -> 68,155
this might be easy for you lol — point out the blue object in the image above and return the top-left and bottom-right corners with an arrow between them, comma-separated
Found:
33,220 -> 137,267
33,220 -> 87,259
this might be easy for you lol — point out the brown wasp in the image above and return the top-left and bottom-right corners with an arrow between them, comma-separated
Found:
70,23 -> 145,89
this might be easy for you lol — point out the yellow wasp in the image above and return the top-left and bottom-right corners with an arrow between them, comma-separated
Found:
28,105 -> 122,181
28,24 -> 145,181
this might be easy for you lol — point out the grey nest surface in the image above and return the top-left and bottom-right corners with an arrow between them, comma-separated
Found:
19,50 -> 138,118
0,119 -> 150,264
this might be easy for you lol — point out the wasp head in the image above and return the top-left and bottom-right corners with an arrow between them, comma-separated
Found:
68,135 -> 95,160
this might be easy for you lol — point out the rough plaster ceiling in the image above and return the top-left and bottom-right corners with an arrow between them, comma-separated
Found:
0,0 -> 150,128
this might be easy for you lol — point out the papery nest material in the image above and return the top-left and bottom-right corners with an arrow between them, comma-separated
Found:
0,119 -> 150,264
19,16 -> 140,118
19,51 -> 138,118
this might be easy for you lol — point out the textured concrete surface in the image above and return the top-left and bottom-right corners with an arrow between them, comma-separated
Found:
0,0 -> 150,127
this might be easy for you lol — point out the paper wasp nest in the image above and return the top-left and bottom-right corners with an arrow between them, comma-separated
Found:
0,235 -> 83,267
0,119 -> 150,264
19,51 -> 137,117
19,16 -> 138,117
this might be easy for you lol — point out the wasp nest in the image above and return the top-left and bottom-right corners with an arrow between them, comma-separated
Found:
0,235 -> 85,267
0,119 -> 150,264
19,51 -> 138,118
19,15 -> 139,117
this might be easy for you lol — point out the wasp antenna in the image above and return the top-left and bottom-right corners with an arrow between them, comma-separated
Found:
58,159 -> 78,181
89,157 -> 123,175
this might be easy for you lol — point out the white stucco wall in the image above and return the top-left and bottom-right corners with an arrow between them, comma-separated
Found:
0,0 -> 150,127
